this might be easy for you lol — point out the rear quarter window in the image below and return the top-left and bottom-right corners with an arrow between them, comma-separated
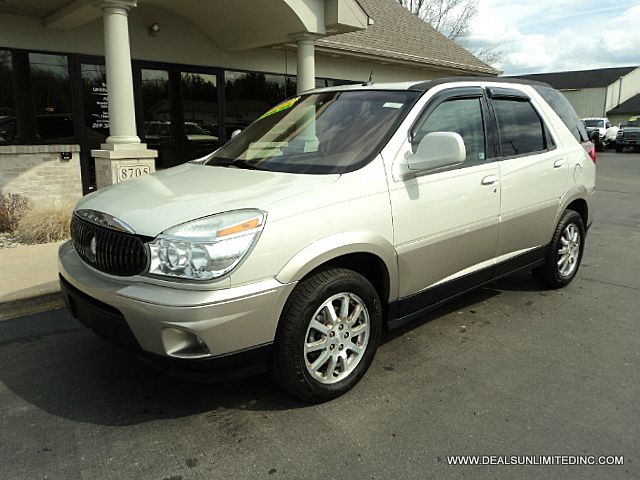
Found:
533,85 -> 589,143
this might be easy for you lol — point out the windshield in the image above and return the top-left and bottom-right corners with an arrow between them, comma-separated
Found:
622,117 -> 640,128
584,119 -> 604,128
208,90 -> 420,174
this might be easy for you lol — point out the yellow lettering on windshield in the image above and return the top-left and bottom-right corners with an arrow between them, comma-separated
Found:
259,96 -> 301,120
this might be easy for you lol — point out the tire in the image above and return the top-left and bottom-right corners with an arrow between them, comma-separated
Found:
271,268 -> 382,402
615,145 -> 623,153
532,209 -> 585,289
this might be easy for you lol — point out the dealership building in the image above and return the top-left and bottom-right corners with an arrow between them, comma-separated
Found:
0,0 -> 497,201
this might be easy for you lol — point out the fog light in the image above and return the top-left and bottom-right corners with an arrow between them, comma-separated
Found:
161,328 -> 211,359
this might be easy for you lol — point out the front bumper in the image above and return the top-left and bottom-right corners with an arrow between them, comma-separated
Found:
58,240 -> 296,376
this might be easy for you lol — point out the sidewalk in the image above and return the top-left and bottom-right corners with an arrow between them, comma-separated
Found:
0,241 -> 65,320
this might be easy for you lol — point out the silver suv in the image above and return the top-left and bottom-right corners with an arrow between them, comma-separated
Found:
59,78 -> 596,402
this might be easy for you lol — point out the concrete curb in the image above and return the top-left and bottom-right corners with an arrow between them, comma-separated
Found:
0,241 -> 65,320
0,291 -> 65,321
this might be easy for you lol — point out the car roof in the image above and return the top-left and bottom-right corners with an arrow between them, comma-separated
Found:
308,76 -> 553,94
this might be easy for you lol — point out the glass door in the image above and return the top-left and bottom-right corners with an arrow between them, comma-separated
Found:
77,60 -> 109,192
180,71 -> 220,158
136,62 -> 222,169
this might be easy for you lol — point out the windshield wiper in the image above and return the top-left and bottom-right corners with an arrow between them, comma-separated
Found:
212,159 -> 263,170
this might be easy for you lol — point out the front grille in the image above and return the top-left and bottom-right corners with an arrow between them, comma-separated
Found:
70,215 -> 149,276
627,132 -> 639,140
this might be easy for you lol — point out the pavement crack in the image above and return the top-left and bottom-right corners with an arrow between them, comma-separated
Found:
581,277 -> 640,291
596,188 -> 640,195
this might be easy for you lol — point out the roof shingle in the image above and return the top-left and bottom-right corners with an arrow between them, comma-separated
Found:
317,0 -> 499,76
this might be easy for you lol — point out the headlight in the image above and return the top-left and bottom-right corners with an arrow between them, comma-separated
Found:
147,210 -> 264,280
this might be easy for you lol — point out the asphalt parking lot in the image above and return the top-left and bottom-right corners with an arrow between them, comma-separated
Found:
0,151 -> 638,480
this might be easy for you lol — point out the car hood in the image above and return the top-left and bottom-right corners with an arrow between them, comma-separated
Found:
75,163 -> 339,237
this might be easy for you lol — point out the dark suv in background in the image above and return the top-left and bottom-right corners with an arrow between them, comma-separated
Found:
616,116 -> 640,152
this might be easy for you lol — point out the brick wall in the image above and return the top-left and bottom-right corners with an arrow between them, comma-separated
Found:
0,144 -> 83,202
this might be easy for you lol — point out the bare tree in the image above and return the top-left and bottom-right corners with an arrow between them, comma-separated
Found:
396,0 -> 502,66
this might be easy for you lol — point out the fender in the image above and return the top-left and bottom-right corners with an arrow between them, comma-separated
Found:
275,231 -> 399,302
555,183 -> 593,229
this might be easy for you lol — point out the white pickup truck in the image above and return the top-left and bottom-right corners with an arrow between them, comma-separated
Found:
582,117 -> 618,151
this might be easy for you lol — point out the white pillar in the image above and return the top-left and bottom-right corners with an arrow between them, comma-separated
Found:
93,0 -> 156,190
101,0 -> 140,147
296,36 -> 316,94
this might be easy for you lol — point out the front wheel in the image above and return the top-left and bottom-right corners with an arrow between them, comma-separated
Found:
615,144 -> 623,153
271,268 -> 382,402
532,209 -> 585,289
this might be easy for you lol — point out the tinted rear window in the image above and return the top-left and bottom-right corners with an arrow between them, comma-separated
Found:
533,85 -> 589,142
584,119 -> 604,128
493,99 -> 546,156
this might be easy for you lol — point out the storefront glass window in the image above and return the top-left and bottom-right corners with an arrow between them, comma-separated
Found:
181,72 -> 218,137
0,50 -> 15,143
141,69 -> 221,169
141,69 -> 170,124
140,69 -> 171,166
0,51 -> 73,144
180,72 -> 219,157
224,71 -> 286,140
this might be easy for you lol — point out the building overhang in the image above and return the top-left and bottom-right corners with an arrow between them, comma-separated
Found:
1,0 -> 370,51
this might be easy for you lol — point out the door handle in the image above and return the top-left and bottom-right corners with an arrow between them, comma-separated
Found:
481,175 -> 498,185
553,159 -> 567,168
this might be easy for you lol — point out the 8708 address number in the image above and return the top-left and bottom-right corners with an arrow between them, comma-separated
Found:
117,164 -> 151,182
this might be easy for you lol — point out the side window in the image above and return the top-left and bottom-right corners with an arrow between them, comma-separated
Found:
533,85 -> 589,142
493,99 -> 546,157
413,97 -> 486,164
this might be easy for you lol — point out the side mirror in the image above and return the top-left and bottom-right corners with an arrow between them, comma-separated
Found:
231,129 -> 242,139
407,132 -> 466,173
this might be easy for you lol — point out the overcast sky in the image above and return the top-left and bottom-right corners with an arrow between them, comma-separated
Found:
467,0 -> 640,75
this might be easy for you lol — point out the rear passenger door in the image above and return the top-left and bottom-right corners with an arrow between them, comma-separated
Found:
489,87 -> 570,259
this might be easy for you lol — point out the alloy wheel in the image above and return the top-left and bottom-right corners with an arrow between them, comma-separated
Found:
557,223 -> 580,277
303,292 -> 370,385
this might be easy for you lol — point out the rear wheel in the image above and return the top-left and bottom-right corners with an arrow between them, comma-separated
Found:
532,209 -> 585,289
271,268 -> 382,402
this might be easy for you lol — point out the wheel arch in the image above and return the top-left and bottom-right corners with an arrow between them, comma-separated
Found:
566,198 -> 589,227
275,232 -> 398,303
556,187 -> 591,230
